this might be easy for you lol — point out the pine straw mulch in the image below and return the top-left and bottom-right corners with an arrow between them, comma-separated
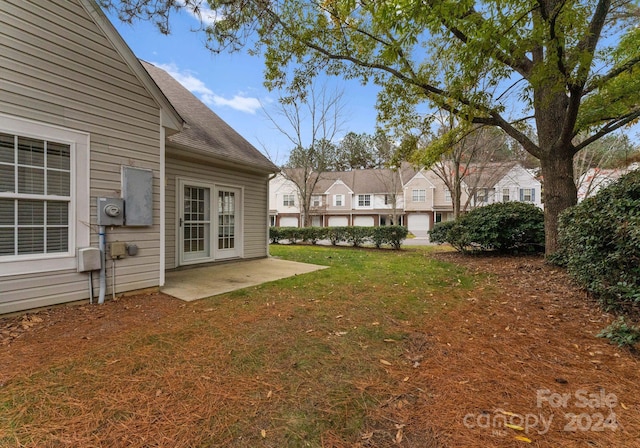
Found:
0,252 -> 639,447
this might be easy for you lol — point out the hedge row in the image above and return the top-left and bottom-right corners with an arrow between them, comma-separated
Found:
553,169 -> 640,313
429,202 -> 545,253
270,226 -> 408,249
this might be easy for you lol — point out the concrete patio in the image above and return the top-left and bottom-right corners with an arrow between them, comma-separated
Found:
161,257 -> 328,302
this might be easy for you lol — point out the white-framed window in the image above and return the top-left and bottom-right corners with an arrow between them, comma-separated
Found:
357,194 -> 371,207
476,188 -> 488,203
412,189 -> 426,202
334,194 -> 344,207
311,195 -> 321,207
0,115 -> 90,276
502,188 -> 510,202
283,194 -> 295,206
444,189 -> 452,203
384,194 -> 393,205
520,188 -> 535,202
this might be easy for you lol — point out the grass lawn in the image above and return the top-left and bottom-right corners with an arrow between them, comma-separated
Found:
0,245 -> 638,447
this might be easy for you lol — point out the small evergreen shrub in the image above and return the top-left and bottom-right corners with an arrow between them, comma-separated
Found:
269,226 -> 281,244
597,317 -> 640,348
301,227 -> 327,244
371,225 -> 409,249
428,221 -> 456,245
428,202 -> 545,253
344,226 -> 370,247
269,225 -> 408,249
554,170 -> 640,311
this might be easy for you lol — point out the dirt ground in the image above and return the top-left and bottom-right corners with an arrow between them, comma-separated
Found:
1,252 -> 639,447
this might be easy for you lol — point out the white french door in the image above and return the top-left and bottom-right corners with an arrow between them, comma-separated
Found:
216,187 -> 241,259
178,180 -> 241,265
180,183 -> 211,263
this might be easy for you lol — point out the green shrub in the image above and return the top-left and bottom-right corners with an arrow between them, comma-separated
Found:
428,202 -> 545,253
301,227 -> 327,244
555,170 -> 640,311
278,227 -> 303,244
597,317 -> 640,347
269,225 -> 408,249
269,226 -> 281,244
326,227 -> 343,246
371,225 -> 409,249
428,221 -> 456,245
344,226 -> 370,247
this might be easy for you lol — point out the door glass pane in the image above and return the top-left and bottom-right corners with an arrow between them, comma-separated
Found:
183,186 -> 210,260
218,190 -> 236,252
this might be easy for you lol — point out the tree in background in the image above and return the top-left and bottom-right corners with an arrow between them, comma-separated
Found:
101,0 -> 640,254
409,111 -> 511,219
333,130 -> 399,170
265,84 -> 345,226
574,133 -> 640,199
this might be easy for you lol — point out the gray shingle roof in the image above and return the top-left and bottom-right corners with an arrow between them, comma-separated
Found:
141,61 -> 277,173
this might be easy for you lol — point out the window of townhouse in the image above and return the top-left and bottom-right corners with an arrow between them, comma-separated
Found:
311,195 -> 321,207
358,194 -> 371,207
283,194 -> 295,206
334,194 -> 344,206
476,188 -> 488,203
502,188 -> 510,202
0,115 -> 89,275
520,188 -> 535,202
412,189 -> 426,202
444,189 -> 452,203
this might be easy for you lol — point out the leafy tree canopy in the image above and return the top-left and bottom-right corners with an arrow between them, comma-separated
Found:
101,0 -> 640,253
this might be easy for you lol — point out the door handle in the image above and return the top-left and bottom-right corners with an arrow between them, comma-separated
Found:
179,218 -> 183,227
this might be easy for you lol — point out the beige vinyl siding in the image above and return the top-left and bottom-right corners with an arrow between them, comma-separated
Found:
0,0 -> 162,313
165,154 -> 270,269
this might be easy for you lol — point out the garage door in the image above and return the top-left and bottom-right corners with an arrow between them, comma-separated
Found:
407,213 -> 430,237
328,216 -> 349,227
279,216 -> 299,227
353,216 -> 374,227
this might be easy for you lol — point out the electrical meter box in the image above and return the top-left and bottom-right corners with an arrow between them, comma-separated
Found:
97,197 -> 124,226
77,247 -> 101,272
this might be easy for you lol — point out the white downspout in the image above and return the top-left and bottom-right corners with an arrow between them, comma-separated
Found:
267,172 -> 278,256
159,119 -> 166,287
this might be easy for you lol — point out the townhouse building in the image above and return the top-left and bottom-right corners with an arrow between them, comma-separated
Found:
269,162 -> 542,237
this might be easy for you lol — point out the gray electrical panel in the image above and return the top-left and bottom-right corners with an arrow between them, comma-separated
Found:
122,166 -> 153,226
97,197 -> 124,226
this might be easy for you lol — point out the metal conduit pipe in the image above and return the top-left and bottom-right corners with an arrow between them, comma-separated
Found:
98,225 -> 106,304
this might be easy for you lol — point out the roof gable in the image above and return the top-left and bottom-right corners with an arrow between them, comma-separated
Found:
142,61 -> 277,173
81,0 -> 182,132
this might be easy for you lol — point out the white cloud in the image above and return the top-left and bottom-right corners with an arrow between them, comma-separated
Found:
153,62 -> 261,114
177,0 -> 221,26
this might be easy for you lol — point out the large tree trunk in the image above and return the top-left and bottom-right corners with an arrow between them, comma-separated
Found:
540,150 -> 577,255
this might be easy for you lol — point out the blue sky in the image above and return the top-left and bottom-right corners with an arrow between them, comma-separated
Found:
106,5 -> 638,166
105,7 -> 381,166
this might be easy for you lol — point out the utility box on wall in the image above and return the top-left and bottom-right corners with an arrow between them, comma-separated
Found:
97,197 -> 124,226
122,166 -> 153,226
